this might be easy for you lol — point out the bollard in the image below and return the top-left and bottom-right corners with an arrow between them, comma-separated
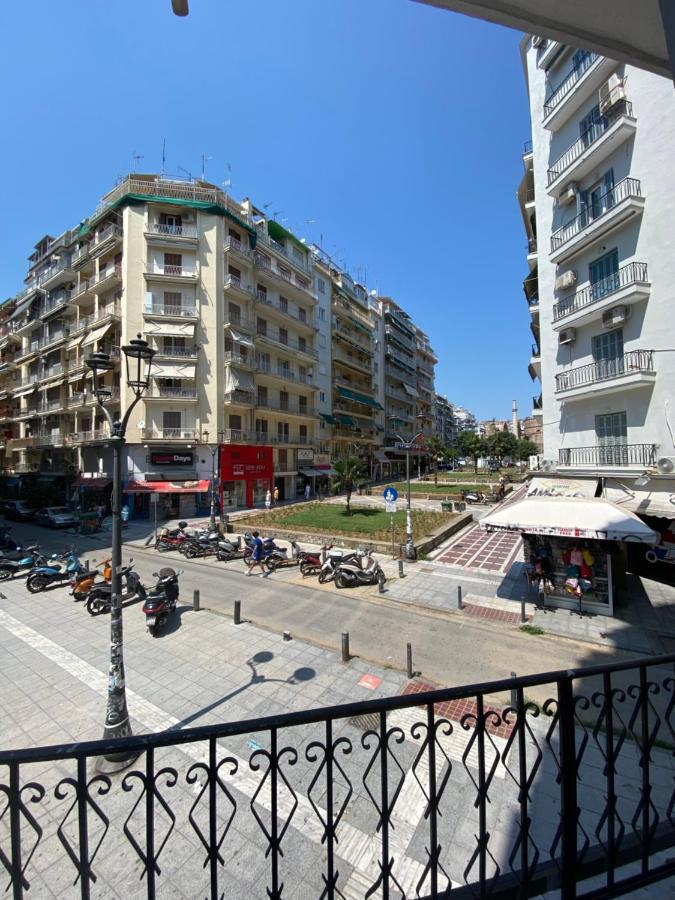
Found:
321,547 -> 327,564
398,560 -> 404,578
234,598 -> 241,625
510,672 -> 518,711
520,596 -> 527,624
406,643 -> 413,679
283,631 -> 292,642
457,585 -> 463,610
378,574 -> 385,594
84,559 -> 90,573
341,632 -> 350,662
193,589 -> 200,612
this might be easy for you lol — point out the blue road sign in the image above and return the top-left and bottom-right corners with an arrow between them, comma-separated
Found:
383,486 -> 398,502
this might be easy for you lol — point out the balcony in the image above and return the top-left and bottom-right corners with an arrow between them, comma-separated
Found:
255,293 -> 315,330
559,443 -> 657,469
145,387 -> 198,401
153,346 -> 198,361
526,294 -> 540,317
526,238 -> 537,266
255,328 -> 318,361
532,394 -> 543,417
224,273 -> 255,298
217,429 -> 312,445
65,429 -> 108,445
384,324 -> 415,353
254,254 -> 316,300
550,178 -> 644,265
553,262 -> 650,328
145,223 -> 199,247
256,400 -> 316,418
37,259 -> 75,291
91,223 -> 123,253
555,349 -> 655,400
333,346 -> 371,375
141,428 -> 196,441
144,303 -> 198,320
530,343 -> 541,379
144,263 -> 198,284
542,53 -> 616,131
223,351 -> 254,368
90,264 -> 122,293
256,362 -> 315,387
223,389 -> 255,406
71,278 -> 94,303
71,303 -> 122,334
39,364 -> 66,384
255,227 -> 312,275
223,236 -> 252,259
547,102 -> 637,196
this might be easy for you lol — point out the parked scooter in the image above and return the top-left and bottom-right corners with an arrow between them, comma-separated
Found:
0,527 -> 18,552
141,568 -> 182,636
463,491 -> 486,505
215,535 -> 245,561
155,521 -> 190,552
85,561 -> 147,616
26,550 -> 85,594
0,545 -> 46,581
181,530 -> 225,559
243,535 -> 287,569
70,558 -> 112,601
334,549 -> 385,589
265,539 -> 304,572
317,548 -> 361,584
299,543 -> 333,577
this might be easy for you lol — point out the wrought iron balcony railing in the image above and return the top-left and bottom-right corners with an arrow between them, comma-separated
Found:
550,178 -> 642,252
555,349 -> 654,392
544,50 -> 597,115
547,102 -> 634,185
553,262 -> 648,321
3,654 -> 671,899
559,443 -> 657,467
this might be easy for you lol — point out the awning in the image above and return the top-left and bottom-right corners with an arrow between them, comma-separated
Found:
402,383 -> 419,398
527,477 -> 598,499
321,414 -> 337,425
348,316 -> 372,336
125,480 -> 210,494
481,497 -> 659,544
336,386 -> 383,409
228,329 -> 254,348
335,414 -> 355,426
144,320 -> 196,338
82,322 -> 114,348
13,384 -> 37,398
604,478 -> 675,519
300,467 -> 337,477
374,450 -> 389,463
9,298 -> 33,321
151,362 -> 197,379
71,476 -> 112,489
225,367 -> 255,392
66,333 -> 86,351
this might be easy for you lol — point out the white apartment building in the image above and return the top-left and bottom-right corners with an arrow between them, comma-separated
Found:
520,38 -> 675,522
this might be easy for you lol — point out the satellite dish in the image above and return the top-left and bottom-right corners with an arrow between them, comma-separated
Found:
137,420 -> 145,429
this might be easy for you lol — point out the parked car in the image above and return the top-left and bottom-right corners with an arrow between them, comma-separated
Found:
3,500 -> 35,522
34,507 -> 79,529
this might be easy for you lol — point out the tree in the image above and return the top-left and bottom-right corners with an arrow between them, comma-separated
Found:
516,438 -> 540,461
488,431 -> 518,465
424,436 -> 444,484
457,432 -> 487,474
332,455 -> 367,516
443,447 -> 460,470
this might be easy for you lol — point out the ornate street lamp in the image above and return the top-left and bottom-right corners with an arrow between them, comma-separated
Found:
389,416 -> 426,560
86,334 -> 155,772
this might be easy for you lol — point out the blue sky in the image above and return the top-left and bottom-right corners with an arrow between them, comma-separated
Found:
0,0 -> 533,421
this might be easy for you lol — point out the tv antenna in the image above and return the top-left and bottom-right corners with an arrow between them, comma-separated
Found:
222,162 -> 232,190
178,164 -> 193,180
160,138 -> 167,175
200,154 -> 213,181
132,151 -> 144,172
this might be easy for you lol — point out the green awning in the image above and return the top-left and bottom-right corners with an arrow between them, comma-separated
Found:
321,414 -> 337,425
375,424 -> 385,432
348,316 -> 372,336
335,414 -> 355,426
268,220 -> 307,254
336,386 -> 383,409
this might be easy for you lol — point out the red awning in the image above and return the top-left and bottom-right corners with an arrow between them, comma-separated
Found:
72,476 -> 112,489
125,480 -> 210,494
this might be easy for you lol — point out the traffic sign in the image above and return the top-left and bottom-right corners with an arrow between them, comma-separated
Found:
383,486 -> 398,502
385,500 -> 397,514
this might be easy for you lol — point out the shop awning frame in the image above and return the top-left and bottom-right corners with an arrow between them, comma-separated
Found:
125,479 -> 210,493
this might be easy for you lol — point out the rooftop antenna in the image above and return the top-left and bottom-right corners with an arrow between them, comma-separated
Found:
132,151 -> 144,173
160,138 -> 166,175
222,162 -> 232,190
273,210 -> 282,220
178,164 -> 192,180
200,154 -> 213,181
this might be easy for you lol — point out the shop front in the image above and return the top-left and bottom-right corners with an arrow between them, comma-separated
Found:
124,478 -> 210,519
482,496 -> 658,616
219,444 -> 273,510
70,474 -> 113,513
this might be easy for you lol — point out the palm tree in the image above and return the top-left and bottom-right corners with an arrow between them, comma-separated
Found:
332,455 -> 367,516
424,436 -> 444,485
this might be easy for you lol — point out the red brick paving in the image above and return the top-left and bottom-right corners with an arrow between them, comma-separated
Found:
434,522 -> 522,574
401,682 -> 514,739
462,603 -> 530,625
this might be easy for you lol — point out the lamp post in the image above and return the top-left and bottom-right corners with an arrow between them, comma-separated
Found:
389,417 -> 425,560
87,334 -> 155,773
201,430 -> 221,531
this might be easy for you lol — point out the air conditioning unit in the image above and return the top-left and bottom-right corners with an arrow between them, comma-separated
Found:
559,328 -> 576,345
555,269 -> 577,291
599,74 -> 627,114
559,182 -> 579,206
601,305 -> 631,328
657,456 -> 675,474
531,35 -> 545,48
541,459 -> 557,472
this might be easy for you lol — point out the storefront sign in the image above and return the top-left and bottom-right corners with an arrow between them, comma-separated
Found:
220,445 -> 274,481
314,453 -> 330,467
527,477 -> 597,499
297,448 -> 315,462
150,451 -> 194,467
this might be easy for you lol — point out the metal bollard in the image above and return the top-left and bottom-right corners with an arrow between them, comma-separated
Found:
406,643 -> 413,679
341,632 -> 350,662
457,585 -> 463,610
321,547 -> 327,564
84,559 -> 90,573
510,672 -> 518,711
398,560 -> 404,578
234,598 -> 241,625
520,596 -> 527,624
193,589 -> 200,611
378,574 -> 385,594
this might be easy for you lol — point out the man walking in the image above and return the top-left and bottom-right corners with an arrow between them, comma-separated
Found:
245,531 -> 269,577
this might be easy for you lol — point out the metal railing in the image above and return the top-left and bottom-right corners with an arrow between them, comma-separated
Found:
223,351 -> 253,367
256,400 -> 316,417
333,346 -> 371,372
65,429 -> 108,444
93,223 -> 123,245
224,236 -> 251,256
553,262 -> 648,321
150,264 -> 195,278
544,50 -> 598,115
551,178 -> 642,252
527,294 -> 540,307
256,328 -> 318,359
547,102 -> 634,184
224,273 -> 255,295
559,443 -> 657,467
223,390 -> 255,406
148,223 -> 198,239
555,349 -> 654,392
144,303 -> 198,318
141,428 -> 196,440
154,346 -> 198,359
91,264 -> 122,286
146,387 -> 198,399
255,361 -> 314,385
256,293 -> 315,328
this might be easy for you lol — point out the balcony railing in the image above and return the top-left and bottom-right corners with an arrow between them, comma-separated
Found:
93,223 -> 123,246
559,443 -> 657,467
223,351 -> 253,367
533,394 -> 543,410
144,303 -> 197,318
150,264 -> 196,278
223,389 -> 255,405
256,293 -> 314,328
91,264 -> 122,286
551,178 -> 642,252
154,346 -> 198,359
148,222 -> 198,239
224,273 -> 254,295
256,400 -> 316,417
223,236 -> 251,256
333,346 -> 371,371
555,350 -> 654,393
66,429 -> 108,444
141,428 -> 196,440
256,328 -> 318,359
255,361 -> 314,385
547,102 -> 634,185
544,50 -> 598,115
146,387 -> 198,399
553,262 -> 648,321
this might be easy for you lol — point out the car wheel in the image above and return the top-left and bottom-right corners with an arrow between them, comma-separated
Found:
645,550 -> 657,564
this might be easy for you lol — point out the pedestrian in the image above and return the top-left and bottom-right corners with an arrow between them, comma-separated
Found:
273,485 -> 279,505
245,531 -> 269,578
265,489 -> 272,510
304,482 -> 311,501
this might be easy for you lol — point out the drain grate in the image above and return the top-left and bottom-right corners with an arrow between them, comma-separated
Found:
348,712 -> 380,732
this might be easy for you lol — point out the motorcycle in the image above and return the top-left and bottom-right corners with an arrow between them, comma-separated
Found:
155,521 -> 190,552
181,530 -> 226,559
141,568 -> 182,636
0,545 -> 46,581
70,558 -> 112,601
299,543 -> 333,577
0,527 -> 18,552
85,561 -> 147,616
265,539 -> 303,572
26,550 -> 85,594
317,548 -> 361,584
334,549 -> 385,589
243,535 -> 287,569
215,535 -> 246,561
463,491 -> 486,505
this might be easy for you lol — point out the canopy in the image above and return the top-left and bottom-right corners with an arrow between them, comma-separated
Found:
66,333 -> 86,351
228,328 -> 254,348
13,385 -> 37,398
335,414 -> 355,426
321,414 -> 337,425
374,450 -> 389,463
225,367 -> 255,392
402,383 -> 419,398
9,297 -> 34,321
125,480 -> 210,493
300,467 -> 337,477
82,322 -> 114,348
151,362 -> 196,379
71,476 -> 112,489
144,320 -> 196,338
336,386 -> 383,409
527,477 -> 598,499
604,478 -> 675,518
482,497 -> 659,544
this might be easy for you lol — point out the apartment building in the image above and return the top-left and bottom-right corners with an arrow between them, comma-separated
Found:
2,174 -> 321,513
434,394 -> 456,446
519,38 -> 675,521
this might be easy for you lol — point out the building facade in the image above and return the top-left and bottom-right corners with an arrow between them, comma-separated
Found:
434,394 -> 456,446
519,38 -> 675,522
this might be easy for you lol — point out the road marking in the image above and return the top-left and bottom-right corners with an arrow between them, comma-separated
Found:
0,609 -> 428,894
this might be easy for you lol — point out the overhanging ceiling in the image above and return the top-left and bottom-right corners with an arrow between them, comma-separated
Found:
413,0 -> 672,78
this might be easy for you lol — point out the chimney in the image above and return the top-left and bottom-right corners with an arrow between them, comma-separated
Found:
512,400 -> 519,437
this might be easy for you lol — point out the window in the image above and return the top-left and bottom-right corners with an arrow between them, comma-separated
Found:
278,448 -> 288,468
162,337 -> 186,355
319,365 -> 326,376
319,391 -> 326,403
278,422 -> 289,441
589,249 -> 619,300
299,396 -> 308,414
299,425 -> 308,443
257,351 -> 270,371
592,328 -> 624,379
580,104 -> 608,147
280,390 -> 289,411
279,328 -> 288,345
229,414 -> 242,430
163,290 -> 182,311
228,265 -> 241,280
318,307 -> 326,321
595,411 -> 627,463
279,360 -> 290,377
255,418 -> 268,436
374,361 -> 379,373
292,246 -> 304,263
257,283 -> 267,300
163,252 -> 182,274
257,386 -> 268,406
228,302 -> 241,324
159,213 -> 182,234
299,365 -> 307,382
298,336 -> 306,353
162,411 -> 181,433
278,264 -> 291,280
257,317 -> 267,336
279,296 -> 288,313
581,169 -> 615,224
319,334 -> 327,348
228,228 -> 241,241
298,307 -> 307,323
318,278 -> 326,294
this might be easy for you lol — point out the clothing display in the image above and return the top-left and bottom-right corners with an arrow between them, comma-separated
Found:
523,534 -> 610,608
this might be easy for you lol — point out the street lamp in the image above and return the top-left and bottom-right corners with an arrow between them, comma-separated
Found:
201,430 -> 222,531
389,417 -> 425,560
87,334 -> 155,772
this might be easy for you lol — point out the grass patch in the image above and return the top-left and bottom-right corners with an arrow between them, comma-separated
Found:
519,624 -> 545,636
391,482 -> 486,494
242,502 -> 457,541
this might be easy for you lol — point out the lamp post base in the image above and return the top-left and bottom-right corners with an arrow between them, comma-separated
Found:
95,749 -> 140,775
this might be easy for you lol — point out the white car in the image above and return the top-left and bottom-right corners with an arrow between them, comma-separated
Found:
34,507 -> 79,529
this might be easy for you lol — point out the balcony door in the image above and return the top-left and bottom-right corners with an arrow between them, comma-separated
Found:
592,328 -> 623,379
162,410 -> 181,438
589,249 -> 619,301
580,104 -> 607,148
595,412 -> 628,465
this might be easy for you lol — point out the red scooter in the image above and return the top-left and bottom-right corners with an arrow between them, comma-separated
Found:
155,521 -> 190,552
141,568 -> 182,636
299,543 -> 333,577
